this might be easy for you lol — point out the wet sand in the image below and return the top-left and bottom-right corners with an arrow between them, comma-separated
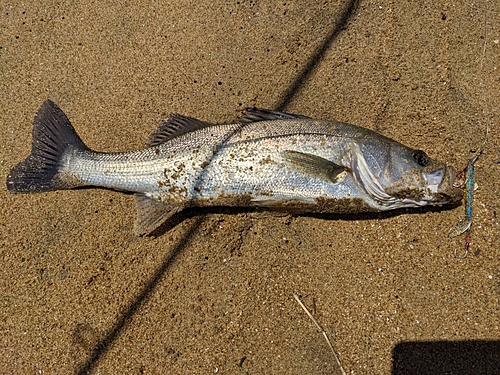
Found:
1,1 -> 499,374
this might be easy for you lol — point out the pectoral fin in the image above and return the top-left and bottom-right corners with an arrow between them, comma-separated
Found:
134,193 -> 181,236
282,150 -> 347,183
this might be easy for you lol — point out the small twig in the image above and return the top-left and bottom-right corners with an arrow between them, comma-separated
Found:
293,294 -> 347,375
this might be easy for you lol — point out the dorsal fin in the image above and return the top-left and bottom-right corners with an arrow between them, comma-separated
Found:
146,114 -> 214,147
236,107 -> 310,123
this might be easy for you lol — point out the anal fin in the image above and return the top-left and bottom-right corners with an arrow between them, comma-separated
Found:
134,193 -> 181,236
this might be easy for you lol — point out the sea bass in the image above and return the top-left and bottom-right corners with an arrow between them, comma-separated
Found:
7,100 -> 461,235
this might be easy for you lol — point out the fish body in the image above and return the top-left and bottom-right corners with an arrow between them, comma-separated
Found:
7,100 -> 461,235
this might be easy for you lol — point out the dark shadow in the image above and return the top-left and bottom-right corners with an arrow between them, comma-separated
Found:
76,2 -> 360,373
392,340 -> 500,375
151,199 -> 461,236
69,185 -> 461,236
276,0 -> 359,111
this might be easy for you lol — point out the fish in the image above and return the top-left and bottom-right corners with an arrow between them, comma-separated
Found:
6,100 -> 462,235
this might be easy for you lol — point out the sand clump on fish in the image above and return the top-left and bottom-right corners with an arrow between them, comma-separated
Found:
7,100 -> 462,235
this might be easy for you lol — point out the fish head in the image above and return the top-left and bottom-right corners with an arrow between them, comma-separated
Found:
351,141 -> 462,210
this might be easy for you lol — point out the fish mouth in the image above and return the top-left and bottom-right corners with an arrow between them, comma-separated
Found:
424,166 -> 462,204
424,168 -> 445,193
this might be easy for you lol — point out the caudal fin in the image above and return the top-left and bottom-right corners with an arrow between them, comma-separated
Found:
6,100 -> 89,193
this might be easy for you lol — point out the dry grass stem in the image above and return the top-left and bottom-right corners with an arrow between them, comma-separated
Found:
293,293 -> 347,375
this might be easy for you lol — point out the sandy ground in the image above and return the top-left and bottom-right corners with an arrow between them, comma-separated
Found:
1,1 -> 499,374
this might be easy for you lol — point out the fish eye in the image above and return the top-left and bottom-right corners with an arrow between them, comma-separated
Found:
412,150 -> 429,167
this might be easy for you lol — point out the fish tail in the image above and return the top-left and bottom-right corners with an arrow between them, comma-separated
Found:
6,100 -> 89,193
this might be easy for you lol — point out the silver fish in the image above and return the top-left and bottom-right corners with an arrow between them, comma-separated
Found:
7,100 -> 462,235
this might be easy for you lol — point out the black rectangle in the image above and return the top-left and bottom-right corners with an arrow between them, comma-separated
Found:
392,340 -> 500,375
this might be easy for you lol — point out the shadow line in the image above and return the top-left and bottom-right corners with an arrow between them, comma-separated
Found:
276,0 -> 359,111
76,2 -> 360,373
76,216 -> 204,375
